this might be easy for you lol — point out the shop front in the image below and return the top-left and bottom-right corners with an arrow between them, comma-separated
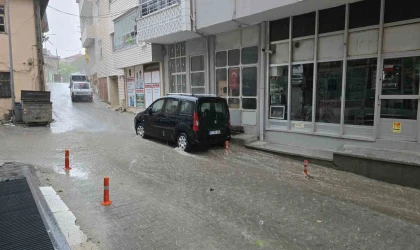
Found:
266,0 -> 420,150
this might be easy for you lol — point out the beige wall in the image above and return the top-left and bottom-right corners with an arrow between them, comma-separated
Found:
0,0 -> 39,117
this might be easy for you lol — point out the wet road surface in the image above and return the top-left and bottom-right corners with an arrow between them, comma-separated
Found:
1,82 -> 420,250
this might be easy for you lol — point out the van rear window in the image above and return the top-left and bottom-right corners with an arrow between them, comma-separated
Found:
199,100 -> 228,116
72,75 -> 87,82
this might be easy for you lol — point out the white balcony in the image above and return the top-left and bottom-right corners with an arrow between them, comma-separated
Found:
137,0 -> 200,44
81,23 -> 95,47
78,0 -> 93,17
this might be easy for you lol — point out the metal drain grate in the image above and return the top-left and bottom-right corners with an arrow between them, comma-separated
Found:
0,178 -> 54,250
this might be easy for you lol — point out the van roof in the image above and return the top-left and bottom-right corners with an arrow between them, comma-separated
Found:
165,94 -> 222,101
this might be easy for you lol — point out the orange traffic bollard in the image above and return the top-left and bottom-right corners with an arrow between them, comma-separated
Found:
303,160 -> 308,176
101,177 -> 112,206
225,141 -> 229,151
64,149 -> 71,170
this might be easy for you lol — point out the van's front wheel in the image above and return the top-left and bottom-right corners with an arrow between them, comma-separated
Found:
177,132 -> 190,152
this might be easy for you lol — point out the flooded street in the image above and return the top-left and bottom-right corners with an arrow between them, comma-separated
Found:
1,83 -> 420,250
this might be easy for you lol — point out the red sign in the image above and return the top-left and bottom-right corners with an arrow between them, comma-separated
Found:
229,68 -> 239,90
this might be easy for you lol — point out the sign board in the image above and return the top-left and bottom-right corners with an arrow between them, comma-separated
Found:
294,123 -> 305,128
136,89 -> 145,109
228,68 -> 239,90
392,122 -> 401,133
145,88 -> 153,108
127,77 -> 136,107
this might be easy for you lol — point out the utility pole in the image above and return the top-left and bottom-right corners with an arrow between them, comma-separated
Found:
56,49 -> 60,72
6,0 -> 15,115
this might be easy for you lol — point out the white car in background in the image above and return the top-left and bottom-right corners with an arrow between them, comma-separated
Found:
70,82 -> 93,102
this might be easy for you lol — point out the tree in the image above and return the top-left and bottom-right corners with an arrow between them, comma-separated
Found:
59,62 -> 76,82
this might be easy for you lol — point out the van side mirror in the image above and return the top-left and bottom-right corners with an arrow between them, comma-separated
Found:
148,108 -> 153,115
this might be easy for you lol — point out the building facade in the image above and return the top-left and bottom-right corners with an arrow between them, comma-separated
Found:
135,0 -> 420,152
0,0 -> 48,118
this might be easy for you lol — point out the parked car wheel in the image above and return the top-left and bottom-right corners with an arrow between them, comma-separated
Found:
177,132 -> 190,152
136,123 -> 147,138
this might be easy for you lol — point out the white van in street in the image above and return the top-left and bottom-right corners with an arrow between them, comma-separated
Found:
70,81 -> 93,102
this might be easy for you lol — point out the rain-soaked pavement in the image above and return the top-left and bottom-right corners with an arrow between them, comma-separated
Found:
1,82 -> 420,250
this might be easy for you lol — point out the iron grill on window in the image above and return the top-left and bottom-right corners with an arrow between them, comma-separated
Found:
0,72 -> 11,98
140,0 -> 179,17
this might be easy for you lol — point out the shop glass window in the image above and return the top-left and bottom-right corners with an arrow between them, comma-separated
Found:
0,72 -> 11,98
228,68 -> 240,97
385,0 -> 420,24
319,5 -> 345,34
191,55 -> 205,94
269,66 -> 288,120
291,64 -> 314,121
164,99 -> 179,116
382,57 -> 420,95
381,99 -> 418,120
270,18 -> 289,42
242,98 -> 257,110
292,12 -> 315,38
216,69 -> 227,97
349,0 -> 380,29
216,51 -> 227,67
345,59 -> 377,126
191,55 -> 204,72
241,46 -> 258,65
228,49 -> 240,66
242,67 -> 257,97
228,98 -> 240,109
316,61 -> 343,124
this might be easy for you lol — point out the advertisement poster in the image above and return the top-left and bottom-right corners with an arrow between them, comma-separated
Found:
152,84 -> 160,102
393,122 -> 401,133
228,68 -> 239,90
145,87 -> 153,108
127,77 -> 136,107
136,89 -> 145,108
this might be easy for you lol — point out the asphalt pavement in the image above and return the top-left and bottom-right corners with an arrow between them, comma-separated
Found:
1,82 -> 420,250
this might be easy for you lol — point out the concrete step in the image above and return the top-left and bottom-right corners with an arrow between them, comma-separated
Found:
245,141 -> 334,167
334,145 -> 420,189
230,134 -> 258,146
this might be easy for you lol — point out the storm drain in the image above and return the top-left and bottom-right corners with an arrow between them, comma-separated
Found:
0,178 -> 54,250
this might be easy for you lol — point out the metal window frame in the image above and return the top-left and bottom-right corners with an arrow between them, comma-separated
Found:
0,5 -> 5,33
169,42 -> 187,93
190,54 -> 205,94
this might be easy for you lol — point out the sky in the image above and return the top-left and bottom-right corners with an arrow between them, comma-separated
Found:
45,0 -> 83,58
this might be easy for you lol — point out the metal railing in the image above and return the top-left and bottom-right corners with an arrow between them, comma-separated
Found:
140,0 -> 179,17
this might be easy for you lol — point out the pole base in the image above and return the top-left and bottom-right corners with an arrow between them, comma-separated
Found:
63,167 -> 72,170
101,200 -> 112,206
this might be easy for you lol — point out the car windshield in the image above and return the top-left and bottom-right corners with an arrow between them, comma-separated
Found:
74,83 -> 90,89
72,75 -> 87,81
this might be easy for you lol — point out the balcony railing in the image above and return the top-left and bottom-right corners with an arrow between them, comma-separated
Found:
140,0 -> 179,17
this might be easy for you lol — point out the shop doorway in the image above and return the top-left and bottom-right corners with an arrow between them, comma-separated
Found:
378,56 -> 420,142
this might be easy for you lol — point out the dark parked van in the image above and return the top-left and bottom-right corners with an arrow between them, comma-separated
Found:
134,94 -> 231,151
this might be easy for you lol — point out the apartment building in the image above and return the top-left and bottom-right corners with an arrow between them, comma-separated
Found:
136,0 -> 420,154
0,0 -> 49,118
79,0 -> 123,105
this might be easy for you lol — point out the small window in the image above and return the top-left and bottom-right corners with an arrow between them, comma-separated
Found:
0,5 -> 5,33
179,101 -> 194,116
0,72 -> 11,98
270,18 -> 289,42
349,0 -> 380,29
319,5 -> 345,34
164,99 -> 179,116
216,69 -> 227,97
228,49 -> 240,66
242,67 -> 257,97
216,51 -> 227,67
151,99 -> 165,114
241,46 -> 258,65
242,98 -> 257,109
191,55 -> 204,71
191,72 -> 204,87
293,12 -> 315,38
385,0 -> 420,23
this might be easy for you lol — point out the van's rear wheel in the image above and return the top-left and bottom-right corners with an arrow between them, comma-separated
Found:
177,133 -> 190,152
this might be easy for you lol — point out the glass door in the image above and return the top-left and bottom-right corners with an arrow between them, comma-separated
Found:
378,56 -> 420,142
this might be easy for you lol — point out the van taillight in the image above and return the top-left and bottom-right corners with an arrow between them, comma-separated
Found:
228,112 -> 231,129
193,112 -> 199,131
